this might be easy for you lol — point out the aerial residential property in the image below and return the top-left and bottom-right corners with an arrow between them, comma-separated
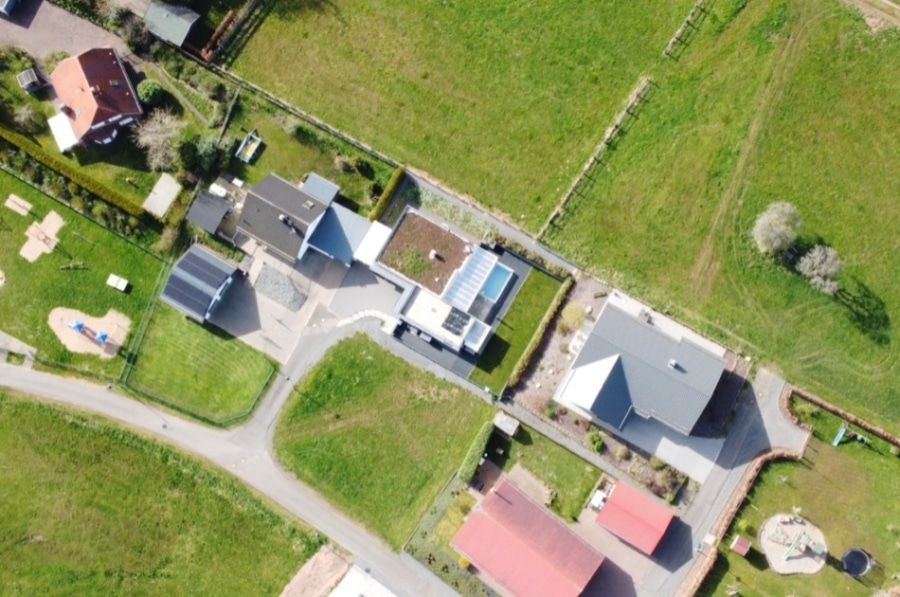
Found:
0,1 -> 897,597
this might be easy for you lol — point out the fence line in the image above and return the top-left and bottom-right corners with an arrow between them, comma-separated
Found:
536,76 -> 653,240
664,0 -> 710,59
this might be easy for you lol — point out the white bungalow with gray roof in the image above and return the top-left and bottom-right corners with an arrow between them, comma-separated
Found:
555,290 -> 727,437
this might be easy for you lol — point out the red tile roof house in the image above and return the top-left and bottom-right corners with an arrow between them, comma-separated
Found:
595,480 -> 674,556
451,477 -> 604,597
47,47 -> 143,152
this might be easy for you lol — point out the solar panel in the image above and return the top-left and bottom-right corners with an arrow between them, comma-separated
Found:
442,307 -> 471,335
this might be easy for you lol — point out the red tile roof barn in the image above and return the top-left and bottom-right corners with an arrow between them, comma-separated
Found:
595,481 -> 674,555
451,477 -> 604,597
50,47 -> 142,143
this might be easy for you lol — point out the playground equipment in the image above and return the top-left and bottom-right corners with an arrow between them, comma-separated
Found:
832,425 -> 847,446
235,129 -> 262,163
842,548 -> 875,579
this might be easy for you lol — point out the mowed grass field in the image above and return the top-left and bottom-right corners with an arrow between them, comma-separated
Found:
546,0 -> 900,430
128,303 -> 274,424
228,0 -> 691,230
275,334 -> 493,550
470,269 -> 562,393
0,171 -> 162,377
0,392 -> 322,595
700,401 -> 900,596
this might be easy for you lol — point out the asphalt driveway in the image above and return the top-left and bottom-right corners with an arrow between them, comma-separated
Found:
0,0 -> 132,66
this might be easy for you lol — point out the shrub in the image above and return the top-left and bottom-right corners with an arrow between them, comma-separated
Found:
615,445 -> 631,460
664,491 -> 675,504
649,456 -> 666,470
544,402 -> 557,420
369,166 -> 405,222
334,155 -> 354,172
559,342 -> 569,354
556,319 -> 571,335
890,445 -> 900,457
137,79 -> 164,107
457,420 -> 494,482
354,156 -> 374,179
587,429 -> 603,452
457,556 -> 470,570
43,50 -> 70,72
561,302 -> 586,330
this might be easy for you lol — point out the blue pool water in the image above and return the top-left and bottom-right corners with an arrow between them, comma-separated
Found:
480,264 -> 514,302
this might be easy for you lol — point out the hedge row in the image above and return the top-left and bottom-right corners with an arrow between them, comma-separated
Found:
0,126 -> 145,217
486,232 -> 569,279
368,166 -> 405,222
457,420 -> 495,483
508,276 -> 574,388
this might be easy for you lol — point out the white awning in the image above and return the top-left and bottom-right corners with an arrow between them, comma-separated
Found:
48,113 -> 79,152
353,221 -> 392,266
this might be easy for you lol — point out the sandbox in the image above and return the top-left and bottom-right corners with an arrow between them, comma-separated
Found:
47,307 -> 131,359
759,514 -> 827,575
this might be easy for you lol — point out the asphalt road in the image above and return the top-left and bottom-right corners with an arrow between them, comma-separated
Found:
0,323 -> 457,597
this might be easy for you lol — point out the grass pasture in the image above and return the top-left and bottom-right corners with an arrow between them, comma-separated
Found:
228,0 -> 692,230
275,334 -> 493,550
700,402 -> 900,596
223,92 -> 393,210
546,0 -> 900,431
486,424 -> 600,521
0,392 -> 321,595
0,171 -> 162,378
470,269 -> 561,393
127,303 -> 274,424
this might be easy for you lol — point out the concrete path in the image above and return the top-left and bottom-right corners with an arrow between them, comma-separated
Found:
0,0 -> 132,66
0,330 -> 36,368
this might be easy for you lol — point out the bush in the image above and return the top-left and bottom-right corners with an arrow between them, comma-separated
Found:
137,79 -> 164,107
457,420 -> 494,482
649,456 -> 666,470
890,445 -> 900,457
615,445 -> 631,461
587,429 -> 603,452
369,166 -> 405,222
561,302 -> 586,330
457,556 -> 470,570
559,342 -> 569,354
508,277 -> 574,388
544,402 -> 557,420
354,156 -> 374,179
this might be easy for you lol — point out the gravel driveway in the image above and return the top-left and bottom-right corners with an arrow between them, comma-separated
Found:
0,0 -> 134,67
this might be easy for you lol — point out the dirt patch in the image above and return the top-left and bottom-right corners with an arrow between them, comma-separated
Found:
379,211 -> 469,293
846,0 -> 900,30
0,270 -> 5,287
47,307 -> 131,359
20,210 -> 64,262
507,463 -> 552,506
5,193 -> 32,216
280,545 -> 350,597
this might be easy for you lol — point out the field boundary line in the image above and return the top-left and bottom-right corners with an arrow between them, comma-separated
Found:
537,75 -> 653,240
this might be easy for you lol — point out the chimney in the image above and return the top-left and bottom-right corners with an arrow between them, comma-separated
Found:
668,359 -> 679,370
429,249 -> 438,260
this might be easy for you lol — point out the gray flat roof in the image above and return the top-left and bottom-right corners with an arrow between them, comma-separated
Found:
569,299 -> 726,435
160,245 -> 236,322
143,0 -> 200,46
186,192 -> 231,235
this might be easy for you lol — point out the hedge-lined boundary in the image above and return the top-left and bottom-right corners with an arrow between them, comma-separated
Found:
369,166 -> 405,222
458,420 -> 495,482
487,232 -> 569,279
508,276 -> 574,388
0,126 -> 145,217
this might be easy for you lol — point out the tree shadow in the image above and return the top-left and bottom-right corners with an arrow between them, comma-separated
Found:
835,277 -> 890,345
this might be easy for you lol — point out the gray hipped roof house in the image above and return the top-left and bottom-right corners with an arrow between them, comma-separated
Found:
555,290 -> 727,436
144,1 -> 201,47
160,245 -> 236,323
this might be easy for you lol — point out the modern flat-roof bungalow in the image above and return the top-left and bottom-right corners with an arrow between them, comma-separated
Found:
375,210 -> 517,355
451,477 -> 604,597
48,47 -> 143,152
235,173 -> 379,266
554,290 -> 727,437
160,245 -> 236,323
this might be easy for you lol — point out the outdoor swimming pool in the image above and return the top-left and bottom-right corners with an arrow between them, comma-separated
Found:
480,264 -> 514,302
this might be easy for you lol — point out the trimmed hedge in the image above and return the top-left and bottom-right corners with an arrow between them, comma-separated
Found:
368,166 -> 405,222
508,276 -> 574,388
457,420 -> 495,483
0,126 -> 144,217
486,232 -> 569,279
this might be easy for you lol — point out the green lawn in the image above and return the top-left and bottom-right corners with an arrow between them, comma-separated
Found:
0,392 -> 322,595
127,303 -> 274,424
275,334 -> 493,550
228,0 -> 691,230
470,269 -> 561,392
223,92 -> 393,210
0,171 -> 162,378
545,0 -> 900,432
700,401 -> 900,596
486,425 -> 600,521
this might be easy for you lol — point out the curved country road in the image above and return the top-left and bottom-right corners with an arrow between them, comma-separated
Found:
0,319 -> 457,597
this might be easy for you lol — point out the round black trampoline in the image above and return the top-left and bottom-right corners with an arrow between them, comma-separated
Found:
841,548 -> 873,578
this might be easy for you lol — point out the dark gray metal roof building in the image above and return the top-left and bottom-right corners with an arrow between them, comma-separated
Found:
160,245 -> 236,323
237,173 -> 332,262
143,1 -> 200,47
186,192 -> 231,235
558,292 -> 726,435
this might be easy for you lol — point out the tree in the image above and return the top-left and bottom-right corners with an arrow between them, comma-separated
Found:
751,202 -> 801,255
136,79 -> 164,107
797,245 -> 842,295
12,104 -> 40,133
132,109 -> 182,171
